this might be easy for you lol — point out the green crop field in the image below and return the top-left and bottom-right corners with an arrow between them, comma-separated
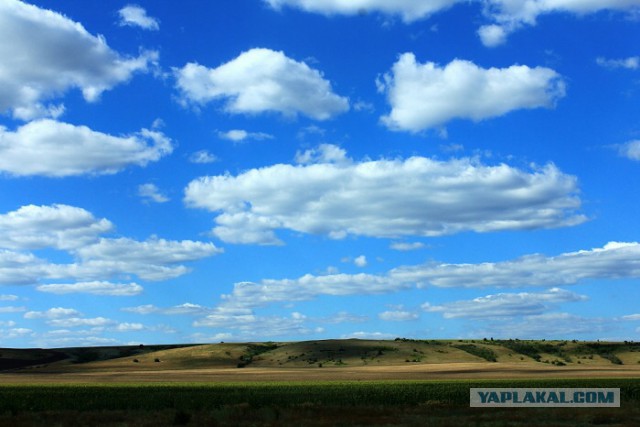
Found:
3,340 -> 640,425
1,379 -> 640,426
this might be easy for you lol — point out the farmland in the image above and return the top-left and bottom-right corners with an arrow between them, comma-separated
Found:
4,338 -> 640,383
2,339 -> 640,425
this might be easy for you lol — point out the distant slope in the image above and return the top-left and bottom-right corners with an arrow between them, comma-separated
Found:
4,339 -> 640,373
0,348 -> 67,370
0,344 -> 199,372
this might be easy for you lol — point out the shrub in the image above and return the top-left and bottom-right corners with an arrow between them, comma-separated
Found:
173,409 -> 191,425
452,344 -> 497,362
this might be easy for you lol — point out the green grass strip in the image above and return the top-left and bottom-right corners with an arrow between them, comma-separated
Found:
1,378 -> 639,412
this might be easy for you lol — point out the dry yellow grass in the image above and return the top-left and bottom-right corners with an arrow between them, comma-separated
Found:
2,362 -> 640,384
3,339 -> 640,384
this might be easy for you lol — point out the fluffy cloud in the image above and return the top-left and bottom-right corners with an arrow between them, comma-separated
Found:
323,311 -> 369,324
185,146 -> 584,244
0,204 -> 222,286
618,141 -> 640,161
390,242 -> 425,251
477,24 -> 509,47
0,327 -> 32,339
189,150 -> 218,164
378,310 -> 419,321
1,240 -> 219,285
294,144 -> 348,165
174,48 -> 349,120
138,183 -> 170,203
0,294 -> 18,301
394,241 -> 640,288
37,281 -> 143,296
122,302 -> 209,315
342,331 -> 396,339
215,242 -> 640,310
0,204 -> 112,250
219,273 -> 403,310
217,130 -> 274,142
264,0 -> 640,48
480,0 -> 640,47
0,0 -> 157,119
121,304 -> 159,315
354,255 -> 368,267
118,5 -> 159,30
379,54 -> 565,132
597,56 -> 639,70
264,0 -> 463,22
114,322 -> 145,332
24,307 -> 81,319
47,317 -> 114,328
0,306 -> 26,313
422,288 -> 587,318
0,120 -> 173,177
73,237 -> 223,281
193,309 -> 316,338
0,250 -> 57,286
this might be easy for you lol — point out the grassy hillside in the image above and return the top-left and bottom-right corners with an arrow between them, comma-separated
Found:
3,338 -> 640,373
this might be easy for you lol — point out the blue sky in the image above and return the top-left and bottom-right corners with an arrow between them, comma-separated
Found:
1,0 -> 640,348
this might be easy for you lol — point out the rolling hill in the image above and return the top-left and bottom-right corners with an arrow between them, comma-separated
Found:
3,338 -> 640,374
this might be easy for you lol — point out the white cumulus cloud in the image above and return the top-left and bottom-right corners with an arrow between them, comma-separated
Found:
37,281 -> 143,296
24,307 -> 81,319
73,237 -> 223,281
618,141 -> 640,161
379,54 -> 565,132
193,308 -> 315,338
0,204 -> 112,250
212,242 -> 640,311
185,145 -> 585,245
217,130 -> 274,142
378,310 -> 419,321
118,5 -> 159,30
174,48 -> 349,120
422,288 -> 587,318
122,303 -> 210,315
0,0 -> 157,119
597,56 -> 640,70
189,150 -> 218,164
0,204 -> 222,285
342,331 -> 396,339
354,255 -> 368,267
394,241 -> 640,288
0,306 -> 27,313
114,322 -> 145,332
0,250 -> 54,286
0,120 -> 173,177
47,317 -> 114,328
219,273 -> 402,310
477,24 -> 508,47
264,0 -> 463,22
138,183 -> 170,203
480,0 -> 640,47
390,242 -> 425,251
294,144 -> 349,165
